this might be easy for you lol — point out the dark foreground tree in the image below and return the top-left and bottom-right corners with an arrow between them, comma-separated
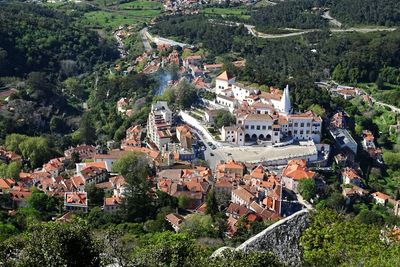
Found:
18,221 -> 101,267
113,152 -> 153,222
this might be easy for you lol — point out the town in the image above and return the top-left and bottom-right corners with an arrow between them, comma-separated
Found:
1,41 -> 399,240
1,0 -> 400,265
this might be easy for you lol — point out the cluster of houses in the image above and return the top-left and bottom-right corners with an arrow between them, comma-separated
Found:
163,0 -> 205,13
0,146 -> 20,164
362,130 -> 383,163
164,158 -> 321,236
0,144 -> 129,214
162,0 -> 256,13
328,111 -> 399,214
330,111 -> 358,163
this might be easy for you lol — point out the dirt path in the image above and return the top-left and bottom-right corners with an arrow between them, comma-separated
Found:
321,10 -> 342,28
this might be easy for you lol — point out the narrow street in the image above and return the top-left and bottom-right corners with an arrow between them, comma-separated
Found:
139,27 -> 152,51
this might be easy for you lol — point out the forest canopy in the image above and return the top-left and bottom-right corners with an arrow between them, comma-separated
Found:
0,2 -> 118,77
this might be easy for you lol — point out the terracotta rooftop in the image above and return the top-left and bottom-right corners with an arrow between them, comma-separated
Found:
283,159 -> 315,180
216,71 -> 233,81
227,203 -> 249,217
65,192 -> 87,205
372,192 -> 393,201
104,196 -> 122,206
232,187 -> 255,204
341,167 -> 361,180
166,213 -> 185,226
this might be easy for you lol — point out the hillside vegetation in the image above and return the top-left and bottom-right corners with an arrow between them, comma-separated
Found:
0,2 -> 118,77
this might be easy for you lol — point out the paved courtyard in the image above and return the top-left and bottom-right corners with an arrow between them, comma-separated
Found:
216,145 -> 317,163
204,144 -> 318,169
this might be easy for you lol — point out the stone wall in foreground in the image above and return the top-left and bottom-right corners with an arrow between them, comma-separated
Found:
212,209 -> 312,266
236,209 -> 311,266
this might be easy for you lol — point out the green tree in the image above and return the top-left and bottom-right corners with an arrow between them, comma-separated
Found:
175,80 -> 198,109
180,214 -> 217,238
5,134 -> 27,154
301,209 -> 400,267
204,250 -> 283,267
71,151 -> 80,164
383,151 -> 400,169
355,209 -> 384,225
214,110 -> 235,129
0,161 -> 21,180
19,221 -> 101,267
63,77 -> 85,99
205,188 -> 218,217
177,194 -> 191,209
6,161 -> 21,180
325,192 -> 346,213
79,113 -> 97,145
18,136 -> 52,168
132,231 -> 196,266
298,179 -> 316,201
0,223 -> 18,242
50,116 -> 67,134
85,184 -> 105,207
308,104 -> 325,117
113,152 -> 153,222
26,72 -> 51,100
27,190 -> 59,215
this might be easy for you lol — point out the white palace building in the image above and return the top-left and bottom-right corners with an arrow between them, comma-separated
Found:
214,71 -> 322,146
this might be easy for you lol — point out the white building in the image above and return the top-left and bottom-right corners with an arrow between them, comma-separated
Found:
215,71 -> 235,95
285,112 -> 322,143
231,187 -> 255,208
147,101 -> 173,150
221,126 -> 245,145
237,113 -> 280,143
215,94 -> 238,112
214,75 -> 322,145
231,82 -> 258,102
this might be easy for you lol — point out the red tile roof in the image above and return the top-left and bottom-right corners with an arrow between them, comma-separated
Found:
372,192 -> 392,201
282,160 -> 315,180
216,71 -> 232,81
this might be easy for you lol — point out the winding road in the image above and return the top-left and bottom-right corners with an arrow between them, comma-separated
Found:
210,10 -> 397,40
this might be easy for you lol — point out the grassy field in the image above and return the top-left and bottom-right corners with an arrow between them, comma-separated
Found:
83,8 -> 161,29
119,1 -> 162,9
201,7 -> 251,19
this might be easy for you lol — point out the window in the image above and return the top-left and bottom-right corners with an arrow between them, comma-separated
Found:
294,123 -> 298,127
307,123 -> 311,127
257,110 -> 261,114
240,133 -> 243,136
262,126 -> 266,130
268,126 -> 272,130
300,130 -> 304,134
300,123 -> 304,127
256,125 -> 260,130
306,130 -> 310,134
251,125 -> 254,130
294,130 -> 298,134
274,132 -> 278,136
289,123 -> 293,127
245,125 -> 249,129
